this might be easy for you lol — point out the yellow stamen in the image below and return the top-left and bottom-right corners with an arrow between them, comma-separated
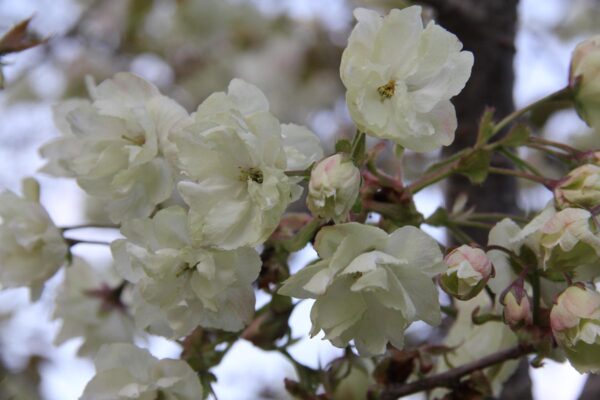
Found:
377,80 -> 396,100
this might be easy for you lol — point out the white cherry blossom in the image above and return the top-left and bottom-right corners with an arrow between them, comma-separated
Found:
111,206 -> 261,338
0,179 -> 67,297
340,6 -> 473,152
40,72 -> 191,222
279,222 -> 444,356
174,79 -> 321,249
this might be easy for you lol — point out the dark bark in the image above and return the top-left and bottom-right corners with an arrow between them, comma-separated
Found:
424,1 -> 533,399
579,375 -> 600,400
432,0 -> 521,237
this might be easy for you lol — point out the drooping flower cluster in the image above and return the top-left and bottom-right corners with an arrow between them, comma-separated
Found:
279,223 -> 444,356
340,6 -> 473,152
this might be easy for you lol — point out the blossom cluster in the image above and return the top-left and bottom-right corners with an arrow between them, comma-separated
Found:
3,3 -> 600,399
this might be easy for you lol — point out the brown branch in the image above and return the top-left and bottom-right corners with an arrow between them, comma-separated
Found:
380,343 -> 534,400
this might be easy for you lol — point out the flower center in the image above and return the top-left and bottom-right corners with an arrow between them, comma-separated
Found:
121,134 -> 146,146
377,80 -> 396,100
239,167 -> 264,184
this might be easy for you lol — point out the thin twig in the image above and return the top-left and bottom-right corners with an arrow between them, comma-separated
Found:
380,343 -> 534,399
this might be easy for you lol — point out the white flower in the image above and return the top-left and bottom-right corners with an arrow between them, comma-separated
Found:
570,35 -> 600,129
281,123 -> 323,171
54,257 -> 135,356
307,154 -> 361,222
486,218 -> 525,294
0,179 -> 67,297
279,222 -> 444,356
440,245 -> 493,300
81,343 -> 202,400
111,206 -> 261,338
550,285 -> 600,373
340,6 -> 473,152
40,72 -> 191,222
517,207 -> 600,270
174,79 -> 321,249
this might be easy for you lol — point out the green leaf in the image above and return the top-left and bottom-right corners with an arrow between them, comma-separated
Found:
394,144 -> 405,158
476,107 -> 495,147
457,149 -> 492,184
424,207 -> 449,227
350,131 -> 366,166
500,123 -> 530,147
335,139 -> 352,154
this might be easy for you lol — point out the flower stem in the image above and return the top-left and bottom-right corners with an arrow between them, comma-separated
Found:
406,161 -> 458,194
488,166 -> 555,188
530,269 -> 541,325
528,136 -> 582,155
491,87 -> 572,138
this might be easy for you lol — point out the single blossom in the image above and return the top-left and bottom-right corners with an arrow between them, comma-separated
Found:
569,35 -> 600,130
174,79 -> 321,249
81,343 -> 203,400
306,154 -> 361,222
555,164 -> 600,210
440,245 -> 493,300
517,206 -> 600,271
40,72 -> 191,222
340,6 -> 473,152
53,258 -> 135,356
279,222 -> 444,356
550,285 -> 600,373
111,206 -> 261,338
0,179 -> 67,298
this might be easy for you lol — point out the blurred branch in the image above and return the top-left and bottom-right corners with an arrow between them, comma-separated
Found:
380,344 -> 534,400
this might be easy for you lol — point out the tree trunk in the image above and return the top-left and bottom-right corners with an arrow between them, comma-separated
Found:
425,1 -> 532,399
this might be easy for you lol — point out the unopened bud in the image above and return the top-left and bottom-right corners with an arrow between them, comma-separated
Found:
569,36 -> 600,128
307,154 -> 361,222
555,164 -> 600,210
501,289 -> 532,328
440,245 -> 493,300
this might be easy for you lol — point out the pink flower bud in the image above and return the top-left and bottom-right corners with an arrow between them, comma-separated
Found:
307,154 -> 361,222
440,245 -> 493,300
502,288 -> 532,328
554,164 -> 600,210
569,36 -> 600,128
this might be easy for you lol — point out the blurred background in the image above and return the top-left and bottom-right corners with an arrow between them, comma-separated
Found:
0,0 -> 599,399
